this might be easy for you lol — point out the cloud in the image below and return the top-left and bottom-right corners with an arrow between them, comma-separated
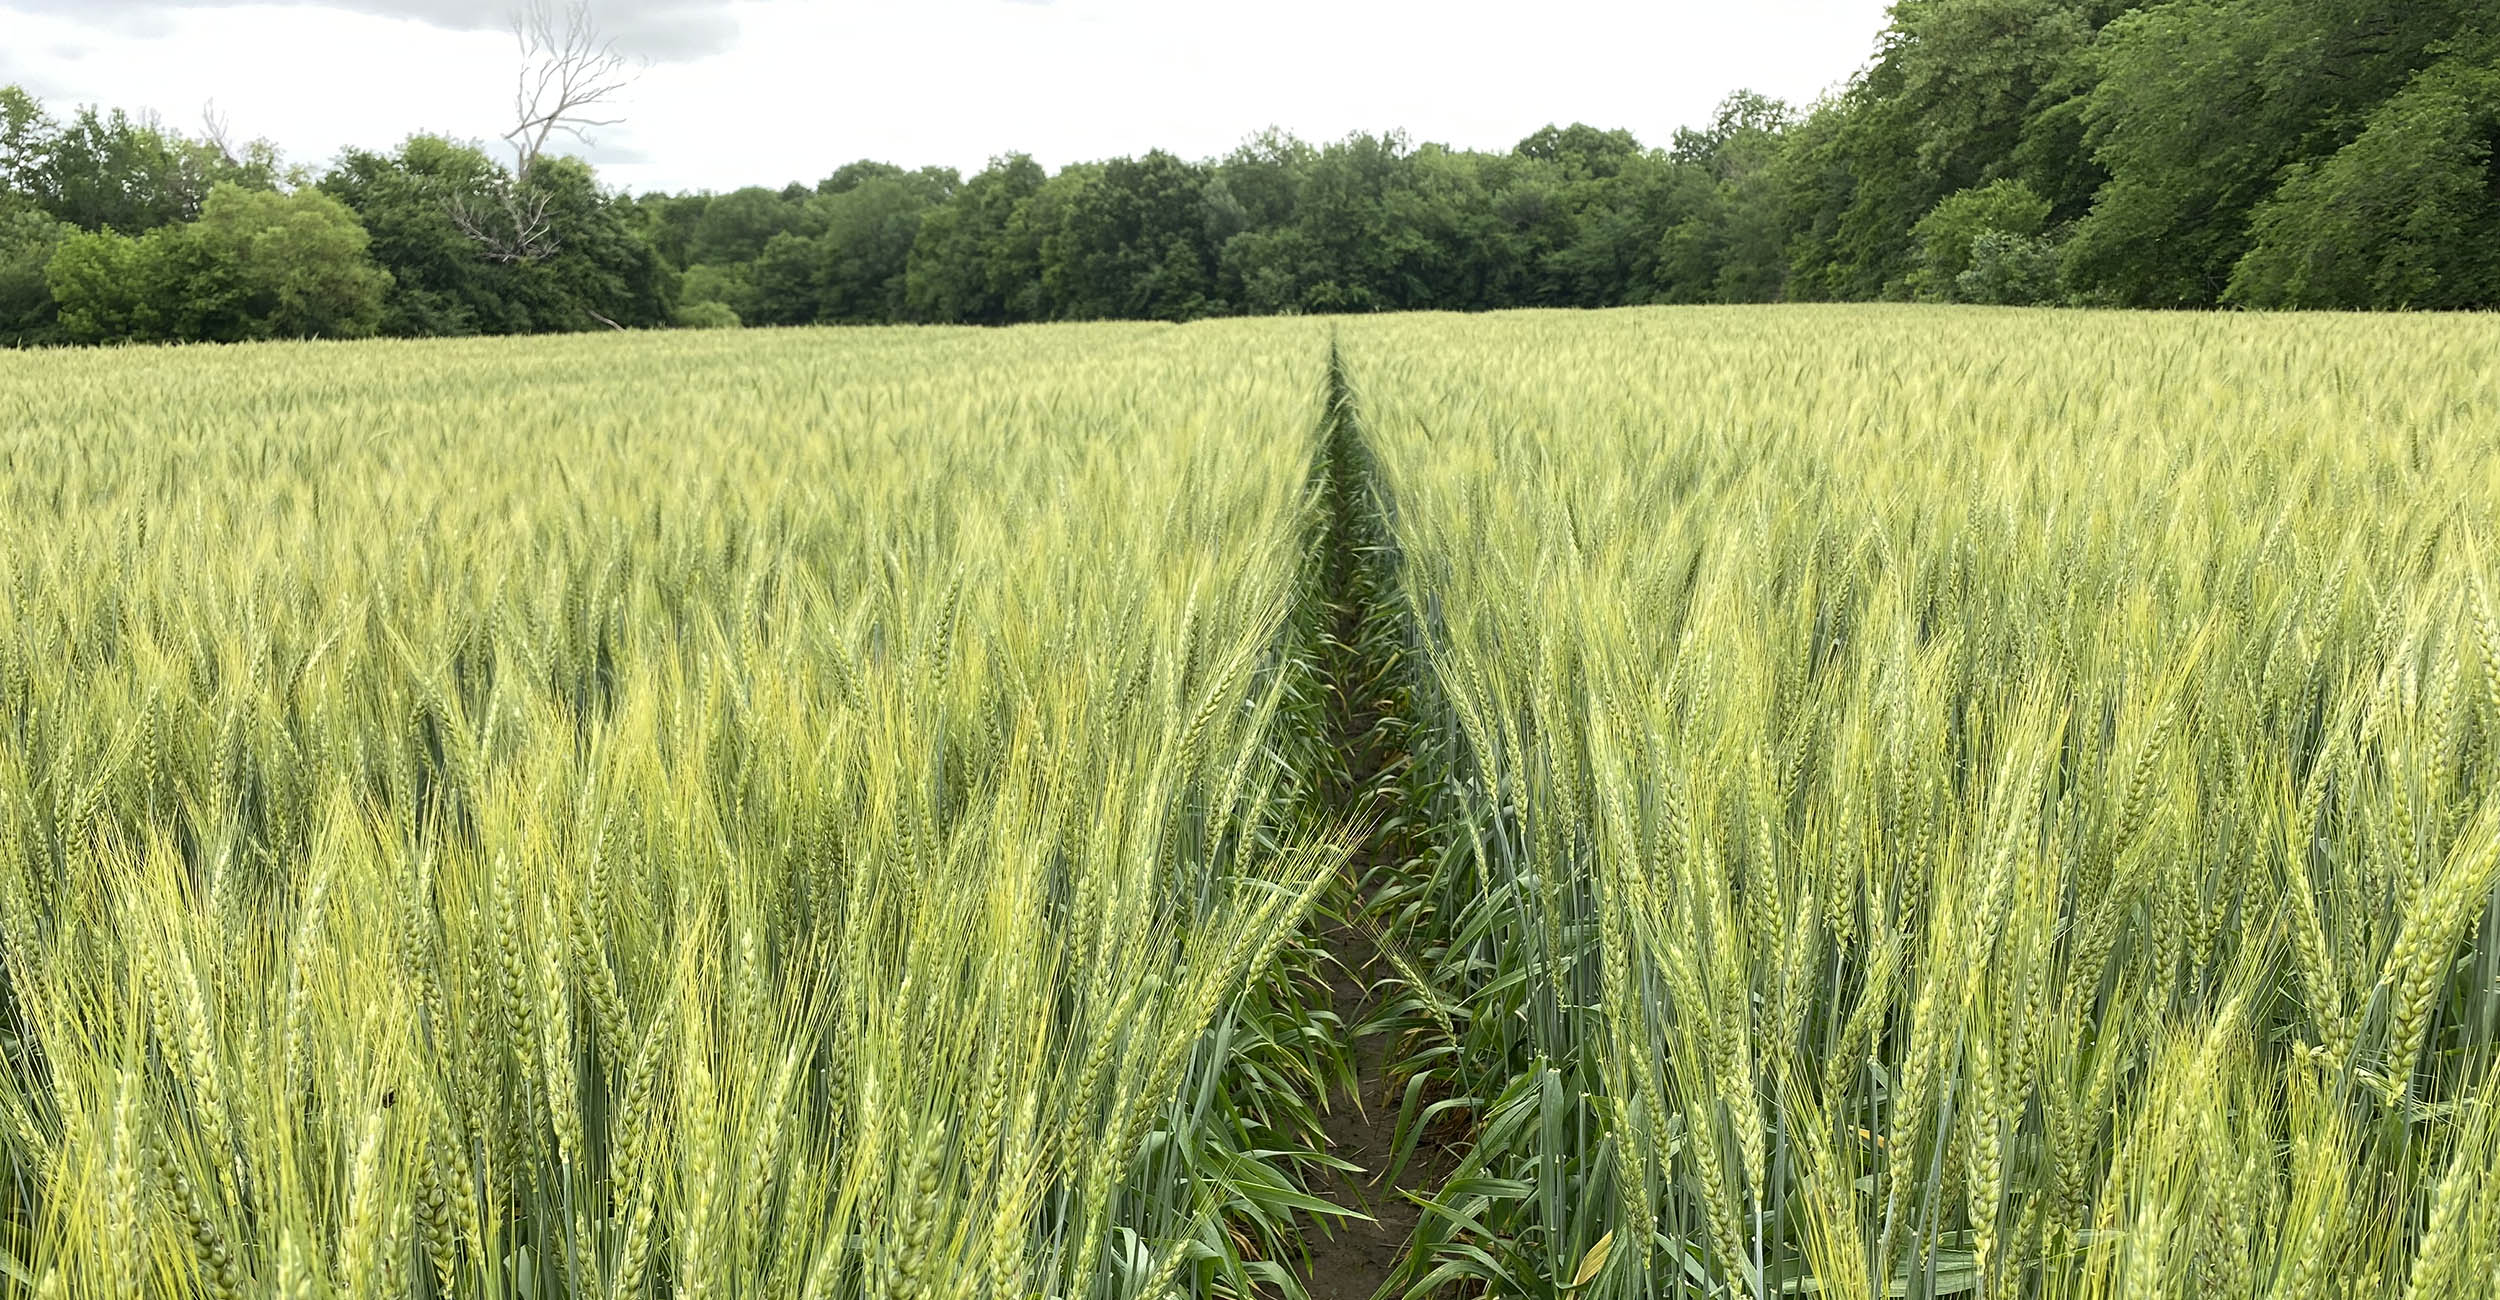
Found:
2,0 -> 739,60
572,133 -> 651,165
0,42 -> 60,97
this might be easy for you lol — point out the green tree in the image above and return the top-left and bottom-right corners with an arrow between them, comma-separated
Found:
904,154 -> 1046,324
747,230 -> 821,325
688,185 -> 815,266
818,160 -> 907,195
1516,122 -> 1645,180
1252,133 -> 1483,313
2,86 -> 55,199
633,191 -> 709,268
325,141 -> 672,335
1649,167 -> 1742,304
1043,151 -> 1217,320
6,85 -> 289,236
1210,131 -> 1313,235
2069,0 -> 2473,305
44,226 -> 170,342
731,165 -> 952,326
1655,92 -> 1796,303
1501,128 -> 1669,306
48,104 -> 279,233
1207,132 -> 1315,312
677,260 -> 758,320
0,202 -> 71,344
46,183 -> 388,344
811,169 -> 954,323
1783,0 -> 2115,298
996,166 -> 1091,321
322,137 -> 534,336
2227,48 -> 2500,309
186,184 -> 391,339
1956,229 -> 2063,303
674,298 -> 741,328
512,155 -> 678,330
1540,147 -> 1684,305
1908,178 -> 2052,299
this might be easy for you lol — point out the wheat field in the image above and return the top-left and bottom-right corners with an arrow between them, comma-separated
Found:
3,307 -> 2498,1299
0,322 -> 1353,1299
1340,306 -> 2500,1298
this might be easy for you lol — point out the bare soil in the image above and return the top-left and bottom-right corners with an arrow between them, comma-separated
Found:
1299,915 -> 1463,1300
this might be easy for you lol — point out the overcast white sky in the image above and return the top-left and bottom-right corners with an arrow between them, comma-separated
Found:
0,0 -> 1895,194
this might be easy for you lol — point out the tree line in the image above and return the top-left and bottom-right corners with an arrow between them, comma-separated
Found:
4,0 -> 2495,348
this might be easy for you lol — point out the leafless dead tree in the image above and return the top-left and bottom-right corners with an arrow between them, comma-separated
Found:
449,0 -> 637,263
201,100 -> 236,163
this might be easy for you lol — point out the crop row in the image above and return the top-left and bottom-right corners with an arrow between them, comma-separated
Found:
1341,306 -> 2500,1298
0,322 -> 1352,1299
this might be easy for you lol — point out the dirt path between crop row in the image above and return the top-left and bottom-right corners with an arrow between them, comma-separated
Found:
1297,348 -> 1463,1300
1303,917 -> 1461,1299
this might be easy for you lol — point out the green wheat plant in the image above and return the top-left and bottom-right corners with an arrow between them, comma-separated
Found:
6,303 -> 2498,1300
1341,305 -> 2500,1300
0,320 -> 1354,1299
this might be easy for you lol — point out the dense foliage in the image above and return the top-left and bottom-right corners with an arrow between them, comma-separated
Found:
0,89 -> 675,345
4,0 -> 2495,348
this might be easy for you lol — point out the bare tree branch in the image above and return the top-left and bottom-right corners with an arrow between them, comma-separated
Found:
450,0 -> 638,264
505,0 -> 634,186
201,99 -> 236,164
447,184 -> 558,263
